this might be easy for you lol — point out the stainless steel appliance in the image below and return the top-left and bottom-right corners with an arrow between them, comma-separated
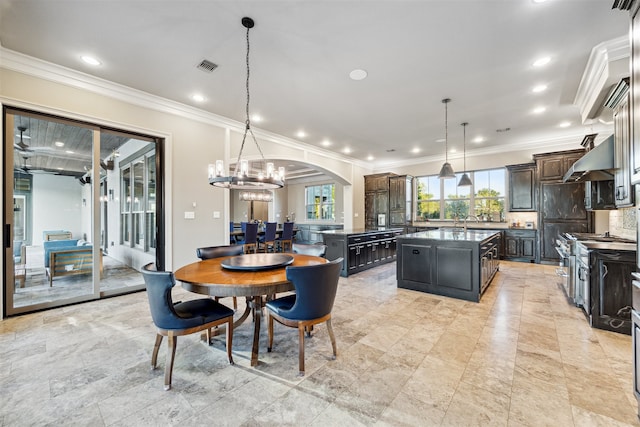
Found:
575,241 -> 591,315
555,234 -> 577,304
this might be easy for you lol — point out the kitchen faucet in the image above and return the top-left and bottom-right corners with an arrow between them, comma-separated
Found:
463,215 -> 480,232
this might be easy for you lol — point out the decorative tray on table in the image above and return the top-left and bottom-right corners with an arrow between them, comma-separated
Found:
221,253 -> 294,271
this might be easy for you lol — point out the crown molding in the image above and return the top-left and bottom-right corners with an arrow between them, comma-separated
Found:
0,47 -> 371,172
574,35 -> 630,124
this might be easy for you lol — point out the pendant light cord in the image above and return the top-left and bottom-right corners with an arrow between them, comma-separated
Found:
444,100 -> 449,162
462,122 -> 467,171
235,20 -> 267,175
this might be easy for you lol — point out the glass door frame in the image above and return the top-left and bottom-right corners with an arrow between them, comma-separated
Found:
3,106 -> 165,317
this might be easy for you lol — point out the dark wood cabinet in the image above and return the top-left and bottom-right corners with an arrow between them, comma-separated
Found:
324,229 -> 402,276
612,81 -> 635,206
503,229 -> 536,262
631,3 -> 640,185
506,163 -> 537,211
584,180 -> 615,210
389,175 -> 413,226
589,249 -> 635,335
534,149 -> 591,264
365,173 -> 412,229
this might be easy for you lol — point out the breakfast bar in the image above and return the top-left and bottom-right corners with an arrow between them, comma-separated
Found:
396,229 -> 502,302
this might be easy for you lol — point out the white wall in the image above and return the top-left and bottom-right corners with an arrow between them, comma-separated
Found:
0,62 -> 367,277
32,174 -> 83,245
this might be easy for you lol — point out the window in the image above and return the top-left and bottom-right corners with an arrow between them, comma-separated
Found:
120,148 -> 156,252
415,168 -> 506,221
305,184 -> 335,220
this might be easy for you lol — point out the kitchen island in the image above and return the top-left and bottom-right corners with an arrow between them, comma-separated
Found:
397,229 -> 501,302
322,228 -> 404,276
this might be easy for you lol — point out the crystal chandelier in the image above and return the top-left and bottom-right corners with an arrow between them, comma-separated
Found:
437,98 -> 455,179
208,17 -> 284,189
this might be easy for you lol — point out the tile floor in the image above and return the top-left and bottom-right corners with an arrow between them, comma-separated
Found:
0,261 -> 638,426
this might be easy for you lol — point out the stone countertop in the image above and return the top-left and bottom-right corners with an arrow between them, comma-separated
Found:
412,222 -> 537,231
400,229 -> 502,243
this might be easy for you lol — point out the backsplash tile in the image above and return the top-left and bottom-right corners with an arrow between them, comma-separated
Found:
610,207 -> 637,241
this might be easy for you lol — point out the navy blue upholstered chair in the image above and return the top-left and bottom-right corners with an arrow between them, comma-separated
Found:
196,245 -> 244,309
235,222 -> 248,245
266,257 -> 343,376
292,243 -> 326,258
243,222 -> 259,254
259,222 -> 278,253
142,263 -> 234,390
276,222 -> 294,252
229,222 -> 236,245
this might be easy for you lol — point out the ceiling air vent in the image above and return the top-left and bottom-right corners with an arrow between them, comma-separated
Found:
197,59 -> 218,73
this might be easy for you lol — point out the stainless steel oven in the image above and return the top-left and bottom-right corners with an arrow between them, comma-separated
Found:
576,241 -> 590,315
555,234 -> 577,305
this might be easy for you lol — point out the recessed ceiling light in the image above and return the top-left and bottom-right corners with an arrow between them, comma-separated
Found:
349,69 -> 368,81
251,114 -> 263,123
532,0 -> 548,3
343,147 -> 352,154
411,148 -> 420,154
367,155 -> 374,161
321,140 -> 332,147
533,56 -> 551,67
450,149 -> 457,154
65,150 -> 74,154
81,55 -> 101,66
473,137 -> 484,143
192,94 -> 205,102
296,131 -> 307,138
532,84 -> 547,93
54,141 -> 65,147
57,167 -> 64,170
559,121 -> 571,128
533,106 -> 546,114
435,138 -> 445,143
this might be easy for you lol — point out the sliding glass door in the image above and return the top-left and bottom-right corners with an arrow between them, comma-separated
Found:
4,107 -> 163,316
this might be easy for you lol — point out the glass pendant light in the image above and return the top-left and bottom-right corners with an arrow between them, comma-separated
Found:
458,122 -> 472,186
438,98 -> 455,179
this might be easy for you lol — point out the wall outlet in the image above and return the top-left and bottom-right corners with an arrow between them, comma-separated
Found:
213,211 -> 221,219
184,211 -> 195,219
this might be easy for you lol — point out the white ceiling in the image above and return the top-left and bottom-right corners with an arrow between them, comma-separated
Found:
0,0 -> 632,171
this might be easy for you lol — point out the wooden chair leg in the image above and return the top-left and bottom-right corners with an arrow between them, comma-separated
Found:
267,314 -> 274,352
151,333 -> 163,369
326,318 -> 337,360
226,317 -> 234,365
298,324 -> 305,376
232,297 -> 238,310
165,335 -> 177,391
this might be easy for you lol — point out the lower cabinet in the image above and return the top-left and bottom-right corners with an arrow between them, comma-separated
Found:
396,232 -> 501,302
503,229 -> 537,263
324,229 -> 402,277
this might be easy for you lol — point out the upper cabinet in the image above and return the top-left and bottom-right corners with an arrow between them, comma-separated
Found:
536,150 -> 584,182
389,175 -> 413,226
506,163 -> 537,211
610,79 -> 635,207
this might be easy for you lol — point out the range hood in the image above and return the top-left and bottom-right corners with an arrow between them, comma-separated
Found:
562,135 -> 615,182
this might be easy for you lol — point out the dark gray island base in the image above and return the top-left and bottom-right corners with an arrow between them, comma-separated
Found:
322,228 -> 404,276
397,230 -> 501,302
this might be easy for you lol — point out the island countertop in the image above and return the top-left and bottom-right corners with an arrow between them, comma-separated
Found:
402,229 -> 501,242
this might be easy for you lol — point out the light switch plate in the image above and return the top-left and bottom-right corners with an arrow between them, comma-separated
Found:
184,211 -> 195,219
213,211 -> 221,218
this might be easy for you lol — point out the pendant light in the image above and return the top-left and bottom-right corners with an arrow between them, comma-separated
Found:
208,17 -> 284,189
438,98 -> 455,179
458,122 -> 473,187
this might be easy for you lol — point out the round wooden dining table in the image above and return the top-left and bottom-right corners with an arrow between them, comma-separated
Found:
174,253 -> 327,367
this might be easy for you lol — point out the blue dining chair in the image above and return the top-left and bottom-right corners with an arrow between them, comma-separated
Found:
243,222 -> 259,253
229,221 -> 237,245
196,244 -> 244,309
235,221 -> 248,245
259,222 -> 278,253
266,257 -> 343,376
141,262 -> 234,390
276,221 -> 294,252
